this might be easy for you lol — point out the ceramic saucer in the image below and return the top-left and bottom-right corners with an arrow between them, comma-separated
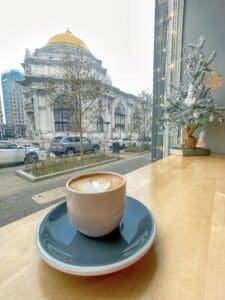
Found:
36,196 -> 156,276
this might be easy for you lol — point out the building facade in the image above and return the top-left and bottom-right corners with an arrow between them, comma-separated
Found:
1,70 -> 26,137
20,30 -> 137,140
0,96 -> 4,139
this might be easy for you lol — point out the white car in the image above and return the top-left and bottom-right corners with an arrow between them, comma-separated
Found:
0,141 -> 42,165
108,137 -> 136,149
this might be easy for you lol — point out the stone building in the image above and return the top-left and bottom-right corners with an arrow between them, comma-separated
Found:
19,30 -> 137,140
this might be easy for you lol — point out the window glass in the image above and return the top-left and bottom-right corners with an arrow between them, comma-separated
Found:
115,105 -> 125,133
0,0 -> 154,229
63,137 -> 73,143
54,107 -> 72,132
53,136 -> 63,142
0,143 -> 17,149
82,137 -> 89,143
0,143 -> 9,149
97,117 -> 104,133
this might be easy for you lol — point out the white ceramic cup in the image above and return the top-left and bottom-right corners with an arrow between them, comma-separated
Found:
66,171 -> 126,237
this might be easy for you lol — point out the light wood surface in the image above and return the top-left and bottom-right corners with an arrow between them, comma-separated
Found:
1,155 -> 225,300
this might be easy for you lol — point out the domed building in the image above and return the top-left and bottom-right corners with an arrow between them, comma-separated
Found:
20,30 -> 137,140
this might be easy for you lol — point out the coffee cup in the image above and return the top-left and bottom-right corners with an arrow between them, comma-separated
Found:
66,171 -> 126,237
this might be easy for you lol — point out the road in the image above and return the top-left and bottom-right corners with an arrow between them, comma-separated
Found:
0,153 -> 151,227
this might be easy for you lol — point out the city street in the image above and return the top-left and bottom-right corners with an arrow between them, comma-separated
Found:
0,153 -> 151,227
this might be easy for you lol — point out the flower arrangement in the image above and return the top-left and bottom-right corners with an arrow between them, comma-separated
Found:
164,36 -> 224,148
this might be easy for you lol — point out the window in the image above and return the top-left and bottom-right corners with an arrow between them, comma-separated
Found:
54,106 -> 72,132
82,137 -> 89,143
0,142 -> 17,149
62,137 -> 80,143
115,104 -> 125,132
53,136 -> 63,142
97,117 -> 104,133
0,0 -> 154,230
63,137 -> 73,143
0,143 -> 8,149
98,99 -> 102,109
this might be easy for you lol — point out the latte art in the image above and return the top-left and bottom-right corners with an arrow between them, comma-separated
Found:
76,180 -> 110,193
69,173 -> 123,193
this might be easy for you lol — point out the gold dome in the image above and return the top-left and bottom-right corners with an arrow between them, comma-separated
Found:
48,29 -> 89,50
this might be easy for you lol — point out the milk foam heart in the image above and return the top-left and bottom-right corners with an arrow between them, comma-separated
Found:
79,181 -> 110,193
69,173 -> 123,193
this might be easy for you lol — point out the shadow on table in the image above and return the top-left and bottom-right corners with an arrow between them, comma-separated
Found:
38,244 -> 158,299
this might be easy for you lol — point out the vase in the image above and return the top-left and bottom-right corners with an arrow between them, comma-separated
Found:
183,125 -> 198,149
196,130 -> 206,148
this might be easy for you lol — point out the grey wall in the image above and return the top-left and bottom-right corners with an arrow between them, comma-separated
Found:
183,0 -> 225,153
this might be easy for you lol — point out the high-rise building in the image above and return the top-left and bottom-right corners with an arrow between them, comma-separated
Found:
0,95 -> 4,139
1,70 -> 26,137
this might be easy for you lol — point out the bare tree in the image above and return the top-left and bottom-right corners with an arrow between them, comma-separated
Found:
130,90 -> 152,141
45,48 -> 104,157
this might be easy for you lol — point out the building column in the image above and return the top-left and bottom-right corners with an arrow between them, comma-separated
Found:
38,100 -> 55,137
25,112 -> 34,137
33,94 -> 41,136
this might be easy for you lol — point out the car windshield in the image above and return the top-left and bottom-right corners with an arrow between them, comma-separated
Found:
52,137 -> 63,142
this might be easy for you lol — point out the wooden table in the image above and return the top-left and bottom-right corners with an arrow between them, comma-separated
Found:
1,155 -> 225,300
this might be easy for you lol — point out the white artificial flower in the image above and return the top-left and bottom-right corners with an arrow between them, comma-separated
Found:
193,112 -> 200,118
185,96 -> 196,106
184,84 -> 196,106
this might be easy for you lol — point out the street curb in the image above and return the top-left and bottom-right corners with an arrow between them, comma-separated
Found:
16,158 -> 120,182
124,151 -> 151,156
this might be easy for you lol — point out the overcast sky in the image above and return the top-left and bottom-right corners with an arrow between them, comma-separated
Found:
0,0 -> 154,110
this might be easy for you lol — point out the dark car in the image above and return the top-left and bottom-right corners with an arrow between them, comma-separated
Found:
50,136 -> 100,156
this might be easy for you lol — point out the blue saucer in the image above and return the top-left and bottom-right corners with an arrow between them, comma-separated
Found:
36,196 -> 156,276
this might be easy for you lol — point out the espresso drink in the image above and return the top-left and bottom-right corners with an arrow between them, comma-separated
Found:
69,173 -> 123,193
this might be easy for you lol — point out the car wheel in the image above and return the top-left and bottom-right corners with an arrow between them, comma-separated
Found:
66,148 -> 75,156
54,152 -> 62,157
93,145 -> 99,154
24,152 -> 38,164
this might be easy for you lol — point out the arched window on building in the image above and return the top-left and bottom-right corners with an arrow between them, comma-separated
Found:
54,106 -> 72,132
115,104 -> 125,132
97,116 -> 104,133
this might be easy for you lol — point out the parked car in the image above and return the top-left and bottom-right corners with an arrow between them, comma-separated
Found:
0,141 -> 40,165
108,137 -> 136,149
50,136 -> 100,156
137,136 -> 152,146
